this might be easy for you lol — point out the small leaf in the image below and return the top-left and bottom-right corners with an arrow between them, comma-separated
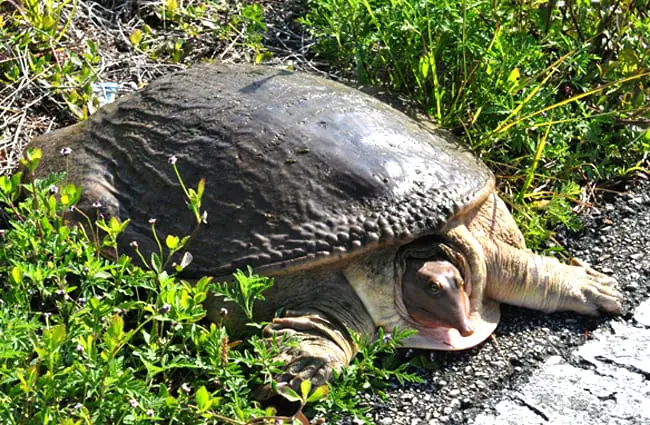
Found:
166,0 -> 178,13
44,325 -> 67,349
195,386 -> 211,411
306,384 -> 329,403
300,379 -> 311,400
11,266 -> 23,284
42,14 -> 56,31
0,175 -> 13,194
277,384 -> 302,402
20,147 -> 42,173
507,67 -> 520,85
166,234 -> 180,250
419,55 -> 430,79
109,217 -> 121,233
105,314 -> 124,350
151,253 -> 162,273
130,29 -> 143,46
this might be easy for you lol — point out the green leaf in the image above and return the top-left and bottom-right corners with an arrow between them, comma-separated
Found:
0,175 -> 13,195
130,29 -> 143,46
197,178 -> 205,199
507,68 -> 520,85
419,55 -> 430,79
151,252 -> 162,273
300,379 -> 312,400
105,314 -> 124,350
166,234 -> 179,250
195,386 -> 211,411
11,266 -> 23,284
42,14 -> 55,31
109,217 -> 121,233
278,385 -> 302,402
20,147 -> 42,173
166,0 -> 178,14
306,384 -> 329,403
44,325 -> 67,349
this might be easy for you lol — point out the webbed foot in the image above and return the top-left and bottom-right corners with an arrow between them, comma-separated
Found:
254,314 -> 356,400
559,258 -> 623,315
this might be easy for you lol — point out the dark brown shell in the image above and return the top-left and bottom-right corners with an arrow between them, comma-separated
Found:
31,64 -> 493,277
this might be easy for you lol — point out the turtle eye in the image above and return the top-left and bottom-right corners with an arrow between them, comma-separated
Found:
428,280 -> 443,296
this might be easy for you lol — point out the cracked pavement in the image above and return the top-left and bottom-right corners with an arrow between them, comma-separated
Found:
472,300 -> 650,424
355,179 -> 650,425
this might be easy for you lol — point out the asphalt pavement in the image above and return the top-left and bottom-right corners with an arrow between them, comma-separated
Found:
358,178 -> 650,425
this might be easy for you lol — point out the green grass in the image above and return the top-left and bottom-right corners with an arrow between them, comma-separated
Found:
300,0 -> 650,250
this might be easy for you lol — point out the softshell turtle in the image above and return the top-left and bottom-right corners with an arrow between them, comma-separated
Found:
29,64 -> 622,389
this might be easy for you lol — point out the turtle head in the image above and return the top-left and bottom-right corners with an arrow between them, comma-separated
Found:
402,259 -> 473,337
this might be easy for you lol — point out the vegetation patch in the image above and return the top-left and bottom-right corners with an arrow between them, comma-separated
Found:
0,1 -> 648,424
300,1 -> 650,249
0,149 -> 421,424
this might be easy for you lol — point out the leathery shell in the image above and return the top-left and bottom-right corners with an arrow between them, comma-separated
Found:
31,64 -> 493,278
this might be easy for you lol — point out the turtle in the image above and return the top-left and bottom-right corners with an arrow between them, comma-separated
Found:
28,63 -> 623,391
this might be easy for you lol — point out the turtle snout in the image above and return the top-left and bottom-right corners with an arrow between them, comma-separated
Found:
458,289 -> 473,336
458,317 -> 474,337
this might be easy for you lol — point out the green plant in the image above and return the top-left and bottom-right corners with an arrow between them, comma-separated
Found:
301,0 -> 650,250
314,328 -> 423,423
0,148 -> 420,424
1,0 -> 101,120
129,0 -> 271,64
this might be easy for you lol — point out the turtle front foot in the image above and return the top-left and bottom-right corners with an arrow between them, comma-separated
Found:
559,258 -> 623,315
254,314 -> 355,400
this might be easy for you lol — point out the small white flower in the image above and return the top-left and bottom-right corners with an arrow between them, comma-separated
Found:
181,383 -> 191,394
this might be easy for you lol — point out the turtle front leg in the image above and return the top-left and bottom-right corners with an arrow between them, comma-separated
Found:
484,239 -> 622,315
256,311 -> 357,399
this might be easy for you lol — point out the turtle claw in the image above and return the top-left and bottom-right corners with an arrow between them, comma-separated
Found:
564,258 -> 623,315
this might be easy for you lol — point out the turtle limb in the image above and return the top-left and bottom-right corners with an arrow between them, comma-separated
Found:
483,239 -> 622,315
468,194 -> 622,315
255,312 -> 357,399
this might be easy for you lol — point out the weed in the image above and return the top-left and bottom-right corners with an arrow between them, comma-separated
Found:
0,149 -> 416,424
301,0 -> 650,250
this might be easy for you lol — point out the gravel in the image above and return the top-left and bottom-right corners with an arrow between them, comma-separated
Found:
354,178 -> 650,425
